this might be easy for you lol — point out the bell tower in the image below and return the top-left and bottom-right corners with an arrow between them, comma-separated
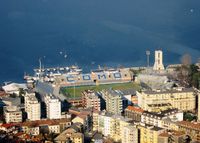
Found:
153,50 -> 164,71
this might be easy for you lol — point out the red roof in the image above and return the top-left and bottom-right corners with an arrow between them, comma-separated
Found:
0,123 -> 17,128
21,118 -> 71,128
15,132 -> 25,137
0,91 -> 7,97
178,121 -> 200,131
159,130 -> 185,137
126,106 -> 144,113
24,134 -> 31,140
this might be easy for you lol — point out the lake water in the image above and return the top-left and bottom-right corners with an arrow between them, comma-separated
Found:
0,0 -> 200,83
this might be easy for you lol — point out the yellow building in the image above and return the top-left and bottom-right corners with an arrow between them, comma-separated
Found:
139,124 -> 165,143
158,130 -> 186,143
72,116 -> 85,125
54,128 -> 84,143
162,118 -> 179,130
177,121 -> 200,142
137,88 -> 196,112
92,111 -> 100,131
71,133 -> 84,143
97,113 -> 133,142
122,125 -> 138,143
108,115 -> 131,142
114,117 -> 130,142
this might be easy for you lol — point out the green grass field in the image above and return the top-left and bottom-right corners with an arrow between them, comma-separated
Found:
60,82 -> 141,98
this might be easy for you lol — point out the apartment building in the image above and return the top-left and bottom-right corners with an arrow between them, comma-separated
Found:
21,118 -> 71,136
82,90 -> 101,111
97,112 -> 133,142
137,88 -> 196,112
177,121 -> 200,142
4,106 -> 22,123
141,108 -> 183,128
44,94 -> 61,119
24,92 -> 41,121
54,127 -> 84,143
139,124 -> 165,143
122,125 -> 138,143
93,111 -> 100,131
158,130 -> 186,143
101,89 -> 123,115
125,106 -> 144,122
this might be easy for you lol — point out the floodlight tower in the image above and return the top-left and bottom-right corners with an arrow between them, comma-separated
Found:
146,50 -> 150,67
39,58 -> 42,79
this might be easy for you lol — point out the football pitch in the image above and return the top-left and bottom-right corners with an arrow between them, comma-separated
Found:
60,82 -> 141,98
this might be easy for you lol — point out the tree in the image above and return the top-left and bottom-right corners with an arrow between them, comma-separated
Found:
177,65 -> 190,86
177,54 -> 194,86
181,54 -> 192,67
188,64 -> 200,88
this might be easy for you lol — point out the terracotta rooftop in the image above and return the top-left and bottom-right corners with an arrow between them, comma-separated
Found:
159,130 -> 185,137
172,131 -> 185,136
21,118 -> 71,128
159,132 -> 169,137
0,91 -> 7,97
177,121 -> 200,131
126,106 -> 144,113
23,134 -> 31,140
0,123 -> 18,128
69,108 -> 92,116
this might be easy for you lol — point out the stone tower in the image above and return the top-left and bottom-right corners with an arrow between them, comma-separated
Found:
153,50 -> 164,71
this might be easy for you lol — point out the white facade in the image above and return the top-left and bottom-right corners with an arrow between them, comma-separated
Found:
25,92 -> 41,121
141,109 -> 183,129
49,125 -> 60,133
136,91 -> 143,109
122,125 -> 138,143
103,116 -> 112,136
4,106 -> 22,123
97,113 -> 132,142
98,114 -> 112,137
153,50 -> 165,71
44,94 -> 61,119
